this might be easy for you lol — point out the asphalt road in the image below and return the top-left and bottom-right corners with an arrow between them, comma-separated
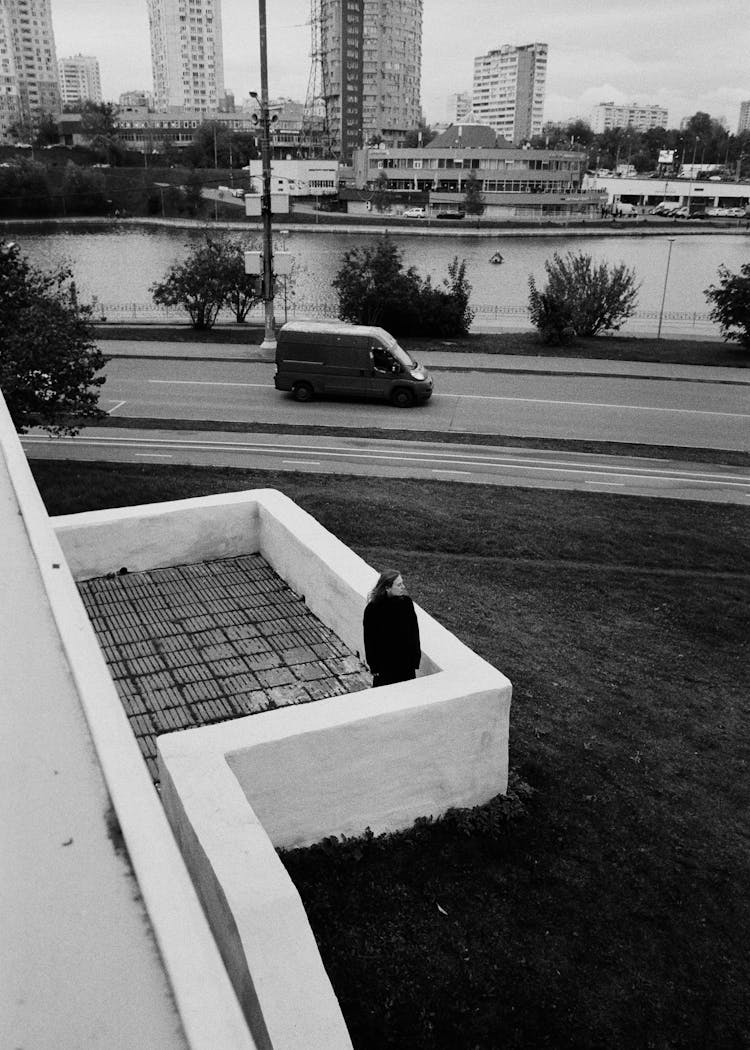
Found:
21,427 -> 750,504
94,356 -> 750,453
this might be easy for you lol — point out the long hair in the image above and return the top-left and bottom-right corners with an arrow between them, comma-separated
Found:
367,568 -> 401,603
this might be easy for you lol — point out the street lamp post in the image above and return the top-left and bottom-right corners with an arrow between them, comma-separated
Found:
657,238 -> 675,339
253,0 -> 276,351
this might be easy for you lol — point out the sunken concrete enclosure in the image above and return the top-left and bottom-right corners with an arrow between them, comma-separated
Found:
54,488 -> 512,1050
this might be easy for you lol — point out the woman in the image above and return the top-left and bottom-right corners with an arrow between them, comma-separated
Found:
363,569 -> 421,687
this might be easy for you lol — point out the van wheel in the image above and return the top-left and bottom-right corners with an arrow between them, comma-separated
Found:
391,387 -> 415,408
292,382 -> 314,403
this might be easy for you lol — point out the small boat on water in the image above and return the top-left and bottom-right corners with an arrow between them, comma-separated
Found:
489,251 -> 504,264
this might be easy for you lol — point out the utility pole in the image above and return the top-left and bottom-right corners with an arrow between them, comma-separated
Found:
255,0 -> 276,350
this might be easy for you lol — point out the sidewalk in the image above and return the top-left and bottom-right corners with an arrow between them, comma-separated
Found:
100,339 -> 750,386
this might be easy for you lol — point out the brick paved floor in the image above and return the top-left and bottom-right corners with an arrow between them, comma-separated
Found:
77,554 -> 371,785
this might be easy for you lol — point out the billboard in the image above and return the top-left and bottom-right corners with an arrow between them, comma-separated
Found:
658,150 -> 675,165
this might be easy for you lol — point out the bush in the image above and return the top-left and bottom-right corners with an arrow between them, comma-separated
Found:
528,250 -> 639,338
704,263 -> 750,351
150,235 -> 261,328
332,235 -> 474,336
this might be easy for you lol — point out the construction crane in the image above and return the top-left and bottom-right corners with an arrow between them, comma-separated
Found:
301,0 -> 331,156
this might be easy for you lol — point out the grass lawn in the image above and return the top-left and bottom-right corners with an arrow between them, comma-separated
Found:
30,460 -> 750,1050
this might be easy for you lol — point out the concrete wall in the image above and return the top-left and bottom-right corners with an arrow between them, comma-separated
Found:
55,487 -> 512,1050
1,395 -> 256,1050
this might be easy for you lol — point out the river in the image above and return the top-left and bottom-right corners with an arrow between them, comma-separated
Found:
10,220 -> 750,336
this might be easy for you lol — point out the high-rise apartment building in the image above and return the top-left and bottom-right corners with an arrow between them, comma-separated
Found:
738,100 -> 750,134
320,0 -> 422,161
590,101 -> 668,134
146,0 -> 224,112
472,43 -> 547,144
0,0 -> 60,142
447,91 -> 472,123
58,54 -> 102,107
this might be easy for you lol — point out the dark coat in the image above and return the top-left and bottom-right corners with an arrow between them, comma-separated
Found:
363,595 -> 421,680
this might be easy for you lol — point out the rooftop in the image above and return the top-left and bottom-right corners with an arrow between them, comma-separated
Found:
78,554 -> 371,786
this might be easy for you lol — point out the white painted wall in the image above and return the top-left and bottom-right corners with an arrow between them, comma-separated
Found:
0,396 -> 256,1050
55,486 -> 512,1050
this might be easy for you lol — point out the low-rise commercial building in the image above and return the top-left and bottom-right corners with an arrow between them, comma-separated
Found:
352,126 -> 601,219
583,172 -> 750,212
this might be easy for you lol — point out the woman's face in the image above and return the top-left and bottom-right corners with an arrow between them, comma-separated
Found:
387,574 -> 406,597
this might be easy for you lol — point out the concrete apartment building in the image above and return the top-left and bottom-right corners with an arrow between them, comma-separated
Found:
0,0 -> 60,142
146,0 -> 225,112
738,100 -> 750,134
590,100 -> 668,133
321,0 -> 422,160
471,42 -> 547,145
58,53 -> 102,107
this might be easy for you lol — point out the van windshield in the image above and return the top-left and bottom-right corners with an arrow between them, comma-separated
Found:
384,335 -> 417,370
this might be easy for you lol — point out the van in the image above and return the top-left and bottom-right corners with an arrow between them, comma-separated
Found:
613,202 -> 637,217
274,321 -> 433,407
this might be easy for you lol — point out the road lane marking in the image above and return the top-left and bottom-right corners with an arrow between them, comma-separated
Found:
446,393 -> 750,418
20,435 -> 750,489
148,380 -> 270,388
107,400 -> 126,414
282,459 -> 321,466
432,469 -> 473,475
141,380 -> 748,419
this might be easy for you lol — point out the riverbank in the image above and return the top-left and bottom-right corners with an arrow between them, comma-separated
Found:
3,213 -> 749,239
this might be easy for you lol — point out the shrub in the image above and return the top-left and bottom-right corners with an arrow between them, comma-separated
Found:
527,283 -> 576,345
528,250 -> 639,338
332,235 -> 474,336
150,235 -> 261,328
704,263 -> 750,351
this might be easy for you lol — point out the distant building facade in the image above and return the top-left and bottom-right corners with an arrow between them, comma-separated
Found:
320,0 -> 422,161
0,0 -> 60,142
447,91 -> 472,124
590,101 -> 668,133
146,0 -> 225,112
58,54 -> 102,107
351,126 -> 601,220
739,100 -> 750,134
472,42 -> 547,144
118,89 -> 154,109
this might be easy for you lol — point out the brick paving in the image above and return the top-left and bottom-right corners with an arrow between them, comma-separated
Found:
77,554 -> 371,786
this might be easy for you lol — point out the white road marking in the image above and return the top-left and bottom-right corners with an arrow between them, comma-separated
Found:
107,400 -> 126,414
142,380 -> 749,419
135,452 -> 173,458
148,380 -> 270,389
20,435 -> 750,490
432,469 -> 473,476
446,392 -> 750,419
282,459 -> 321,466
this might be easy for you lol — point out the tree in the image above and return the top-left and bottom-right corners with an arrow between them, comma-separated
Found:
371,170 -> 391,213
184,170 -> 205,216
704,264 -> 750,352
528,251 -> 639,338
79,101 -> 124,164
150,236 -> 261,329
463,171 -> 485,220
61,160 -> 107,214
332,235 -> 474,337
0,241 -> 108,434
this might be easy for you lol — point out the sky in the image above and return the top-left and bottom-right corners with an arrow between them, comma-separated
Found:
50,0 -> 750,130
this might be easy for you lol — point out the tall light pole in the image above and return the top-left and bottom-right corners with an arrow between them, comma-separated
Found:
253,0 -> 276,351
657,238 -> 675,339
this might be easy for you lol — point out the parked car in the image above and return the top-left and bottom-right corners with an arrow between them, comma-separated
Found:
651,201 -> 681,216
402,207 -> 426,218
435,211 -> 465,220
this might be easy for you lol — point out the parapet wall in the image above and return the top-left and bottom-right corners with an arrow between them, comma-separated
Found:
55,488 -> 512,1050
